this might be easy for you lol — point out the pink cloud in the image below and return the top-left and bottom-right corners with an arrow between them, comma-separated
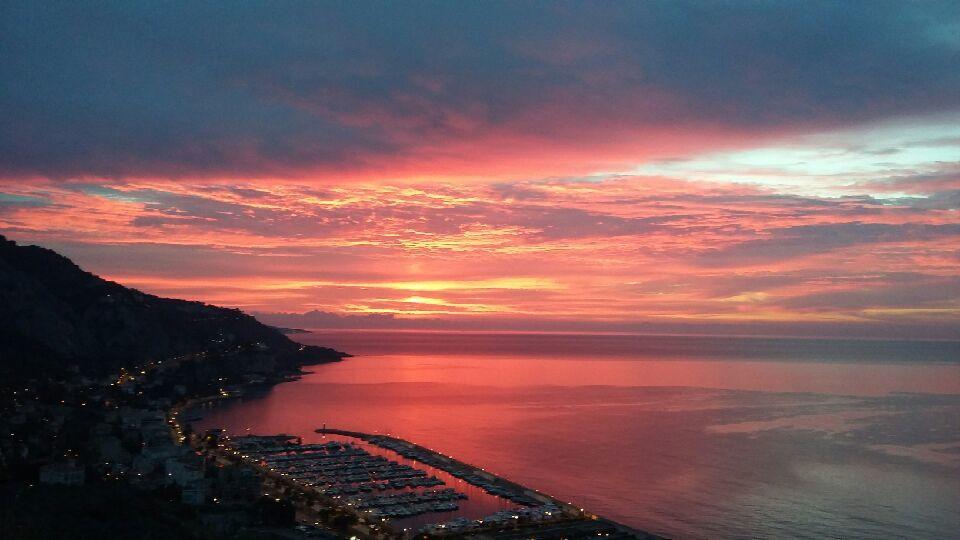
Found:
1,175 -> 957,338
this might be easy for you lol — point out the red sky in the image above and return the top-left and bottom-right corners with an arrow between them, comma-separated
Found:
1,3 -> 958,338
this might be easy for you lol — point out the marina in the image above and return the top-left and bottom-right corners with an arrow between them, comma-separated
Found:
212,428 -> 659,538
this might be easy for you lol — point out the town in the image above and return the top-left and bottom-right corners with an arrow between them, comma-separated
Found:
1,342 -> 341,538
1,340 -> 659,539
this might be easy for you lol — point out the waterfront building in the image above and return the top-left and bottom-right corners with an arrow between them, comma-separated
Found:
182,479 -> 211,505
39,462 -> 85,486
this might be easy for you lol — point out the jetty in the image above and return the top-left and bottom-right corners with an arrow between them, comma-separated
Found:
201,424 -> 663,538
310,427 -> 662,539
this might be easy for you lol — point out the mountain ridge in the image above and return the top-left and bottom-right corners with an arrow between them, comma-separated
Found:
0,234 -> 345,378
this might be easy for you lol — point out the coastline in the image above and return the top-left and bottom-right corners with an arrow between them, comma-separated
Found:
316,428 -> 661,539
174,354 -> 664,539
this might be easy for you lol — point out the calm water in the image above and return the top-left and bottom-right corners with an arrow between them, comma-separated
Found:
195,331 -> 960,539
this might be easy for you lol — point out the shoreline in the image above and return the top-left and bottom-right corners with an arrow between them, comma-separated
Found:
172,356 -> 663,539
316,427 -> 660,539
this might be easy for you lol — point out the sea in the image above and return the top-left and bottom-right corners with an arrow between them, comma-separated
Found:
193,330 -> 960,539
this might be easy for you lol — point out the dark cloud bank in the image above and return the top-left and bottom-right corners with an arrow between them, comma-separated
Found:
2,1 -> 959,178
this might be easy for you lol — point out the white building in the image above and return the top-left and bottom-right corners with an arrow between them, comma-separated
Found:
165,456 -> 205,486
182,479 -> 210,505
39,462 -> 85,486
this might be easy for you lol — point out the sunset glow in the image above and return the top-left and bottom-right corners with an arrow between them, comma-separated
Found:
1,2 -> 958,338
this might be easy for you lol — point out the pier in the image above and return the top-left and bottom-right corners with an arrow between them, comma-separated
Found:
198,423 -> 662,538
309,427 -> 661,539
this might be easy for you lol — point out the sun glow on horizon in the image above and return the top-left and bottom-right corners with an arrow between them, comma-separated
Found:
1,2 -> 958,338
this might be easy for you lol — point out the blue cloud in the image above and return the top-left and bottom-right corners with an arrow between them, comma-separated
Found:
1,1 -> 958,178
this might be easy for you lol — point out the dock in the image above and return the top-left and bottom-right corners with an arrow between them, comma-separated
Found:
312,427 -> 663,539
207,425 -> 662,539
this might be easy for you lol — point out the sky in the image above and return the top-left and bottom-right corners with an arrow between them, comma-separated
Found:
1,1 -> 959,338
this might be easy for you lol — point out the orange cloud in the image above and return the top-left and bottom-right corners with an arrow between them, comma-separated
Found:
0,174 -> 957,336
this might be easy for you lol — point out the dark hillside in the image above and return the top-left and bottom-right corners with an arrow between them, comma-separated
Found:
0,235 -> 345,378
